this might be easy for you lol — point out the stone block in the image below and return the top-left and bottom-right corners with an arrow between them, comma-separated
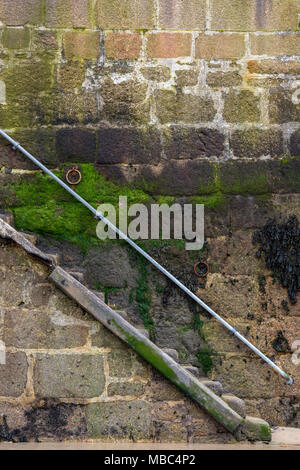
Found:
45,0 -> 90,27
211,0 -> 299,31
57,62 -> 86,90
163,126 -> 225,159
146,32 -> 192,58
63,32 -> 100,60
159,0 -> 206,29
86,400 -> 152,439
56,128 -> 96,163
97,127 -> 162,164
250,32 -> 300,56
3,308 -> 89,349
175,69 -> 199,87
34,354 -> 105,398
230,128 -> 283,158
107,350 -> 133,378
0,0 -> 42,26
140,66 -> 171,82
269,89 -> 300,123
207,71 -> 242,88
97,0 -> 156,29
0,352 -> 28,397
2,27 -> 30,49
247,59 -> 300,75
223,90 -> 260,123
155,88 -> 216,123
105,33 -> 142,59
101,78 -> 150,124
195,33 -> 245,59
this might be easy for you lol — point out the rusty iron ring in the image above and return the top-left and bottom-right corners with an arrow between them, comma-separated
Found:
193,261 -> 209,278
66,166 -> 82,185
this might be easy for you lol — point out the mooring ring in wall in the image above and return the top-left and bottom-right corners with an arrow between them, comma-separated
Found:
65,166 -> 82,185
193,261 -> 209,278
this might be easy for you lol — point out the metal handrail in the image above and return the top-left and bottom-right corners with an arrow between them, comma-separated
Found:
0,129 -> 293,385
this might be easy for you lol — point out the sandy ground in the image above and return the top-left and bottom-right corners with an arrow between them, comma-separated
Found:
0,428 -> 299,451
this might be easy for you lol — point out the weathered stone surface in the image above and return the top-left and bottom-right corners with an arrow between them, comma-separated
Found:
107,381 -> 145,397
0,352 -> 28,397
101,78 -> 149,124
140,66 -> 171,82
247,59 -> 300,75
105,32 -> 142,59
57,62 -> 85,90
0,0 -> 42,26
146,32 -> 192,58
197,273 -> 265,320
155,89 -> 216,123
34,354 -> 105,398
146,370 -> 184,401
244,397 -> 299,427
220,160 -> 300,195
290,129 -> 300,157
250,32 -> 300,56
159,0 -> 206,29
56,128 -> 96,163
163,126 -> 225,159
97,127 -> 162,164
195,33 -> 245,59
207,71 -> 242,88
96,0 -> 156,29
175,69 -> 199,87
3,308 -> 89,349
97,159 -> 216,195
92,323 -> 128,349
230,129 -> 283,158
45,0 -> 90,27
0,401 -> 87,441
211,0 -> 299,31
223,90 -> 260,123
208,231 -> 270,274
2,27 -> 30,49
269,89 -> 300,123
222,394 -> 246,418
2,62 -> 53,97
84,244 -> 138,289
32,30 -> 58,51
212,355 -> 287,399
0,128 -> 57,168
86,401 -> 152,439
107,350 -> 133,378
63,32 -> 100,60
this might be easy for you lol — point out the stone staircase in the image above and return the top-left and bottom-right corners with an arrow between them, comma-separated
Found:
0,211 -> 271,442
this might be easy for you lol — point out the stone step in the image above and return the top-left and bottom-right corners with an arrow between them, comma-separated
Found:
91,290 -> 105,302
222,394 -> 246,418
199,379 -> 223,396
66,270 -> 84,283
115,310 -> 129,320
183,365 -> 201,378
162,348 -> 179,362
21,232 -> 38,246
0,210 -> 14,227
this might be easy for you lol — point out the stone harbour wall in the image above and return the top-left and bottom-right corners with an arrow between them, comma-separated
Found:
0,0 -> 300,441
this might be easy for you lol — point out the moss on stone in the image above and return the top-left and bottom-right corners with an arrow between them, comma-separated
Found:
196,349 -> 214,374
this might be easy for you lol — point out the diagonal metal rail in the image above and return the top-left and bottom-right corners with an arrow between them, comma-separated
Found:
0,128 -> 293,385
